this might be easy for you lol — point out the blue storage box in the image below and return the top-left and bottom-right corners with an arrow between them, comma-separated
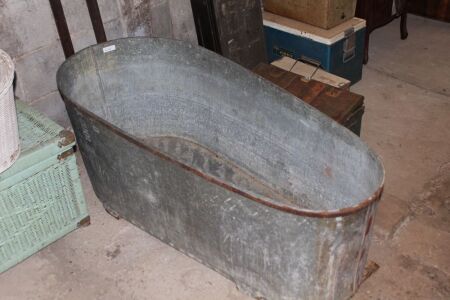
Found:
263,12 -> 366,84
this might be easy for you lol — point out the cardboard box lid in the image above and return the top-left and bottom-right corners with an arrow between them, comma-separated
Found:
272,56 -> 351,89
263,11 -> 366,45
0,100 -> 75,185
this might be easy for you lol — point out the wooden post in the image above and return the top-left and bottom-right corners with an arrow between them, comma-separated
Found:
49,0 -> 75,58
85,0 -> 107,44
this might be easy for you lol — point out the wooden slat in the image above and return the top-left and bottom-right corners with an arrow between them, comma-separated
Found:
85,0 -> 107,43
49,0 -> 74,58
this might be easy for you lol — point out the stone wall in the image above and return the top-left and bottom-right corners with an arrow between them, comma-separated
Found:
0,0 -> 197,126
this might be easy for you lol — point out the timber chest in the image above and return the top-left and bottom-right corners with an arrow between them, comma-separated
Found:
253,63 -> 364,135
0,100 -> 89,273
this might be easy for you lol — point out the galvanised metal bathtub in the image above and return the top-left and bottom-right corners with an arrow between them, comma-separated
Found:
57,38 -> 384,300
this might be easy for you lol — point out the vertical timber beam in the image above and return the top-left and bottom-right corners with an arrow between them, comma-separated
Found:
85,0 -> 107,44
49,0 -> 75,58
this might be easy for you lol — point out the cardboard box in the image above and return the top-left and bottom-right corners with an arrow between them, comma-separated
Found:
263,0 -> 357,29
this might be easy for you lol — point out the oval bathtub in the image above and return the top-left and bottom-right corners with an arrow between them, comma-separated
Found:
57,38 -> 384,300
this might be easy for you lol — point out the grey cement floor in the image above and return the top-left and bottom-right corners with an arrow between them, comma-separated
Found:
1,14 -> 450,299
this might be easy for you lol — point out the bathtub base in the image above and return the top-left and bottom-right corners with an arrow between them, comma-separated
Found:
103,204 -> 121,220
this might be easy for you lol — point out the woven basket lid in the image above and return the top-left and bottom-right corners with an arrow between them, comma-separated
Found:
0,49 -> 15,98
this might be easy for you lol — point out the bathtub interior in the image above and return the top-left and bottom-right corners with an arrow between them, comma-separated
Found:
57,38 -> 384,212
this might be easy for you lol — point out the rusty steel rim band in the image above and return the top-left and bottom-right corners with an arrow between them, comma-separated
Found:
62,96 -> 384,219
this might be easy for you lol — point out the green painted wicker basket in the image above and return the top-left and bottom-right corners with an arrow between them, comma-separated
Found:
0,100 -> 89,273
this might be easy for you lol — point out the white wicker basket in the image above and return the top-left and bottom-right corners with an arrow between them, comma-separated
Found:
0,49 -> 20,173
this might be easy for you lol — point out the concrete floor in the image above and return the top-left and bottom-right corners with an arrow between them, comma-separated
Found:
1,14 -> 449,299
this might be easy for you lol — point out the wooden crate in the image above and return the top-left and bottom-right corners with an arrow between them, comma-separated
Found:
253,63 -> 364,135
263,0 -> 357,29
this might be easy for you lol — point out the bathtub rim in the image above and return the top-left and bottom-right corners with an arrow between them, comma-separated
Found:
57,37 -> 385,219
60,97 -> 384,219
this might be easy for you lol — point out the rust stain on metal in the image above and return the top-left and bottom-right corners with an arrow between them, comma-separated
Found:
361,260 -> 380,283
104,205 -> 121,219
324,165 -> 333,178
77,215 -> 91,227
58,130 -> 75,147
57,148 -> 75,160
325,88 -> 343,97
64,99 -> 384,218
